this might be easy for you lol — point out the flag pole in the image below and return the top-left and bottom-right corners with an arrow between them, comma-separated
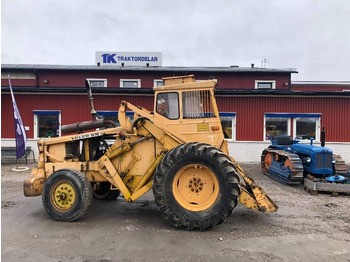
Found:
8,75 -> 29,171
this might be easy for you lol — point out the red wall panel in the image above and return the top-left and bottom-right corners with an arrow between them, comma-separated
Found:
30,71 -> 175,88
1,78 -> 37,87
2,70 -> 291,90
1,93 -> 154,138
217,96 -> 350,142
2,93 -> 349,142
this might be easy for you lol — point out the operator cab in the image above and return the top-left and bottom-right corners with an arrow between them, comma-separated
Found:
152,75 -> 225,149
153,75 -> 218,120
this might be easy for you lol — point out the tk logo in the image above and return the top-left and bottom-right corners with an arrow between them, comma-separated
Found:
101,54 -> 117,63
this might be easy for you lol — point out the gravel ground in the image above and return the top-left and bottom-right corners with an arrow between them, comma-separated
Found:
1,162 -> 350,262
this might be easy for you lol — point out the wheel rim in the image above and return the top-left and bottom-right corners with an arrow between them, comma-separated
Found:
172,164 -> 219,212
264,153 -> 274,169
50,180 -> 77,211
284,159 -> 292,170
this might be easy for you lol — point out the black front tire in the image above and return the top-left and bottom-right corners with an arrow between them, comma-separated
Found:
153,142 -> 240,231
42,168 -> 92,222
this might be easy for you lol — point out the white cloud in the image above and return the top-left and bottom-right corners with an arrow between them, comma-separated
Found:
2,0 -> 350,80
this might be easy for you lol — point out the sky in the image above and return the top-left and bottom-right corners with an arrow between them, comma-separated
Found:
1,0 -> 350,81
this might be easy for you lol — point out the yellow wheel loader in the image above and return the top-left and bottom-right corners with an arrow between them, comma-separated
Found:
24,75 -> 278,230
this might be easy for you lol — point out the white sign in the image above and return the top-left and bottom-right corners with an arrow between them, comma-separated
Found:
96,52 -> 162,67
71,133 -> 102,141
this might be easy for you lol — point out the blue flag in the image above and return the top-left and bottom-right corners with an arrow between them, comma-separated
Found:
8,75 -> 27,159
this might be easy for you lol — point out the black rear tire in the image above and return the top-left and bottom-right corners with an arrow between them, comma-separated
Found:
42,168 -> 92,222
153,142 -> 240,231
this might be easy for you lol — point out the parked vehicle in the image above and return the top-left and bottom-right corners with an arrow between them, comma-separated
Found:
261,134 -> 349,185
24,75 -> 278,230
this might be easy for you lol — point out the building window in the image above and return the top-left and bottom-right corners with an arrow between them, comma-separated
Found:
34,111 -> 60,138
294,117 -> 320,140
86,78 -> 107,87
154,79 -> 163,87
219,113 -> 236,141
265,116 -> 290,139
120,79 -> 141,88
255,80 -> 276,89
265,113 -> 321,141
156,92 -> 179,119
97,111 -> 134,127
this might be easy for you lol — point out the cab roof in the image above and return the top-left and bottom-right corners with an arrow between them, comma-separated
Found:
153,75 -> 217,91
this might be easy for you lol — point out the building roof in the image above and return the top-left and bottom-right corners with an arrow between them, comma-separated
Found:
292,81 -> 350,85
2,86 -> 349,97
1,64 -> 298,74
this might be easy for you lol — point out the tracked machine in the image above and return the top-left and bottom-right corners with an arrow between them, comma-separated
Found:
24,75 -> 277,230
261,135 -> 350,187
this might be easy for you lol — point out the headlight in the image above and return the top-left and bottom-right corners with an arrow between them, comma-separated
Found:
306,157 -> 311,163
332,159 -> 336,163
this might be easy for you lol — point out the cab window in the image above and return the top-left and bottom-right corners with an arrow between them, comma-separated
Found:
182,90 -> 215,118
156,93 -> 179,119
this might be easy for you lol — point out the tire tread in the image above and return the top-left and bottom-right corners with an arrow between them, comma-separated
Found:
153,142 -> 240,231
42,168 -> 92,222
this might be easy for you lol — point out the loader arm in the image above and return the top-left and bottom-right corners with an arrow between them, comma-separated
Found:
119,101 -> 188,146
230,157 -> 278,212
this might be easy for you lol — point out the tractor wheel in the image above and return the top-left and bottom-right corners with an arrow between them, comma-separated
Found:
91,182 -> 120,200
42,169 -> 92,222
153,142 -> 240,231
264,153 -> 274,170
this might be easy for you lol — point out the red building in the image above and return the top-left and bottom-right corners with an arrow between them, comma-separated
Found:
2,64 -> 350,162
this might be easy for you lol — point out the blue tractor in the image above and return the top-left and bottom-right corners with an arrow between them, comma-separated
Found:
261,135 -> 349,185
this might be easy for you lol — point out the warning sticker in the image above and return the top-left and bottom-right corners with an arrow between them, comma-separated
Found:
197,123 -> 209,132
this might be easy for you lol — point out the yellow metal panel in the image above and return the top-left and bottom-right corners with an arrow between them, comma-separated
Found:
251,186 -> 278,212
42,127 -> 123,146
24,177 -> 45,196
197,123 -> 209,132
154,79 -> 217,92
129,181 -> 153,202
83,139 -> 90,161
162,75 -> 194,85
231,157 -> 278,212
97,156 -> 131,200
238,185 -> 259,211
46,144 -> 65,162
133,153 -> 163,192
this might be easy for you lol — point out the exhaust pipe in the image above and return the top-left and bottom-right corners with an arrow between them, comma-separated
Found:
61,80 -> 116,134
321,126 -> 326,147
85,80 -> 98,121
62,119 -> 106,134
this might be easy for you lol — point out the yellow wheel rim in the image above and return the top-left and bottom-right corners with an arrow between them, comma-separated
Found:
172,164 -> 219,212
50,180 -> 77,211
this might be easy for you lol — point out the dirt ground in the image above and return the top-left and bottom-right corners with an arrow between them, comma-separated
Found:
1,162 -> 350,262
